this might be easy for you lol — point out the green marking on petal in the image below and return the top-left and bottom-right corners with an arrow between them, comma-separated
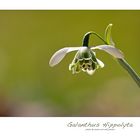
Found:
90,50 -> 98,63
69,60 -> 81,74
69,47 -> 104,75
91,61 -> 96,70
75,47 -> 92,59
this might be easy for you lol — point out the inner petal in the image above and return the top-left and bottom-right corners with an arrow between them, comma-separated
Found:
86,69 -> 96,75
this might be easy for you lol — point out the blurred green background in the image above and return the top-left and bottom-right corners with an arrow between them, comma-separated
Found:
0,10 -> 139,116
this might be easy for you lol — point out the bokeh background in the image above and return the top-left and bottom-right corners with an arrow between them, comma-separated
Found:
0,10 -> 139,116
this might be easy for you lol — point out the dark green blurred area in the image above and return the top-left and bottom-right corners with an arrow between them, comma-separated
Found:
0,10 -> 139,116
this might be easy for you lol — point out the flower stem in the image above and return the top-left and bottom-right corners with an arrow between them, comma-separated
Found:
117,58 -> 140,87
82,31 -> 108,47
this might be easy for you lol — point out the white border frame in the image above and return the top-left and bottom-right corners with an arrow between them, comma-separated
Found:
0,0 -> 140,9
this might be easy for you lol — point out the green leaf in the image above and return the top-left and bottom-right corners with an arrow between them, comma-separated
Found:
104,24 -> 115,46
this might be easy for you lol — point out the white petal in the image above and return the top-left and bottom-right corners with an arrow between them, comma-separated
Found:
67,47 -> 83,53
49,47 -> 82,67
97,58 -> 104,68
86,69 -> 96,75
91,45 -> 124,59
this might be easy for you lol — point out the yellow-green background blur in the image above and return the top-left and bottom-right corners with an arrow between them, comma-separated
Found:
0,10 -> 139,116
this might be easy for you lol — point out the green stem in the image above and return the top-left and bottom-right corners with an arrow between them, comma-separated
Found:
117,59 -> 140,87
82,31 -> 108,47
104,41 -> 140,87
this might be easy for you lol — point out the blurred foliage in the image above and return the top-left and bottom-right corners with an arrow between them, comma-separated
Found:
0,10 -> 139,116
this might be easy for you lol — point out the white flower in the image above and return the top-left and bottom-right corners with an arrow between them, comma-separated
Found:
49,45 -> 124,75
49,24 -> 124,75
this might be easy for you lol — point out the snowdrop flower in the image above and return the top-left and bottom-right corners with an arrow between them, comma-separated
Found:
49,28 -> 123,75
49,45 -> 123,75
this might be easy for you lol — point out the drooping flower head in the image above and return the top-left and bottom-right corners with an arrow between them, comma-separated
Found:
68,47 -> 104,75
49,24 -> 124,75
